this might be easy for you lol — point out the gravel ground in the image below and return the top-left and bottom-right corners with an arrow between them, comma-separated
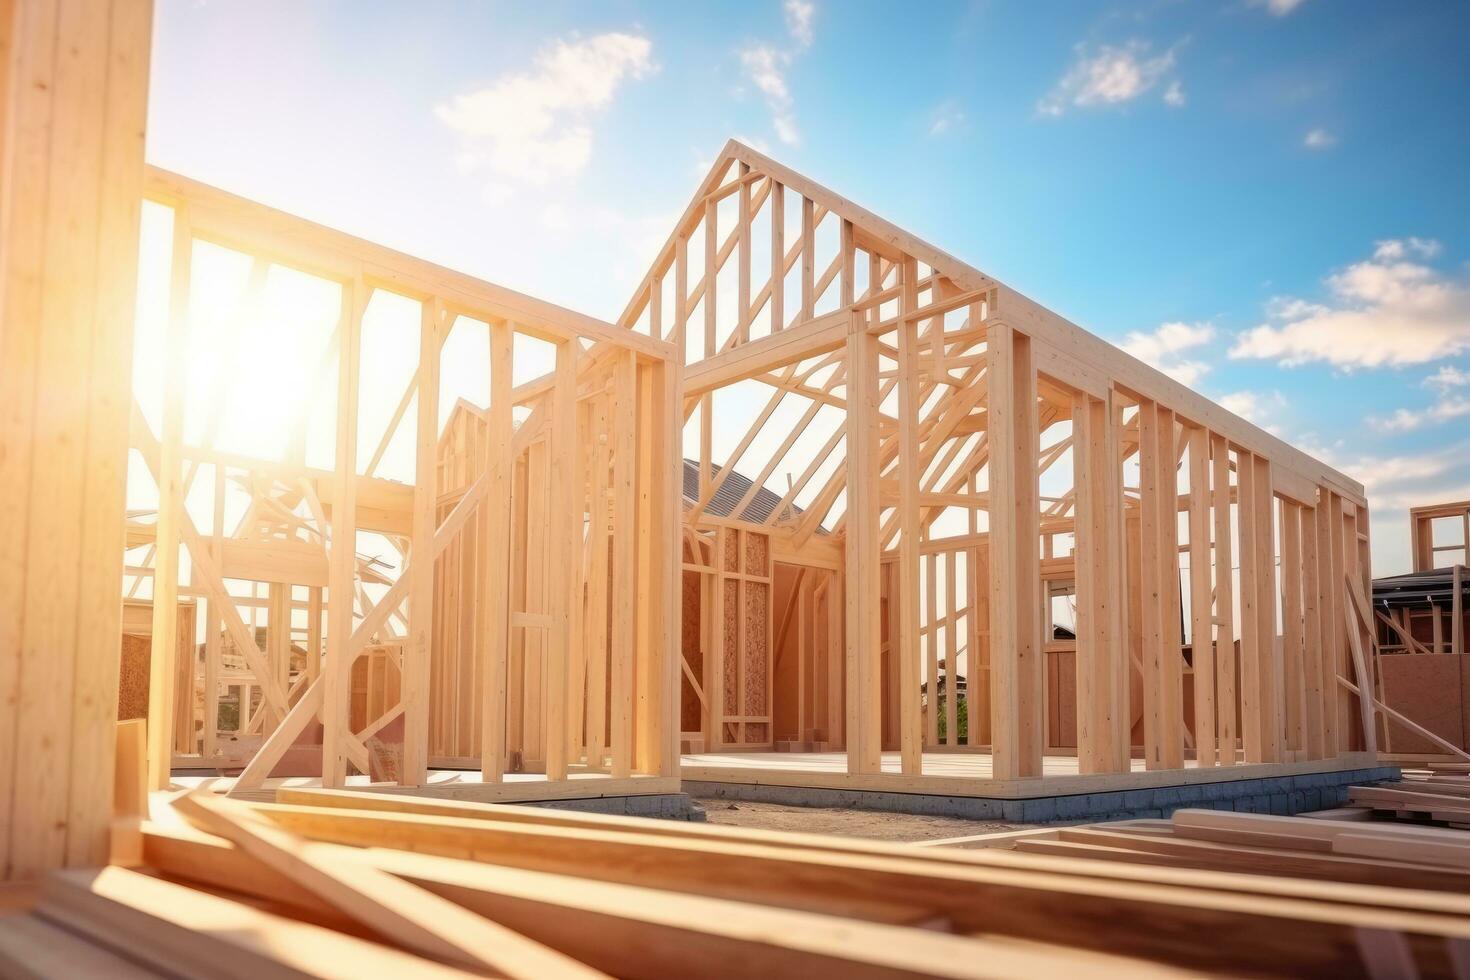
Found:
694,796 -> 1037,842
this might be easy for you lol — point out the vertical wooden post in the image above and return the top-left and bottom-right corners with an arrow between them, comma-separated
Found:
146,208 -> 191,788
1187,425 -> 1215,766
546,340 -> 578,780
202,470 -> 225,759
1209,436 -> 1236,764
1320,489 -> 1343,756
1237,452 -> 1260,762
479,320 -> 513,783
945,550 -> 959,746
1301,499 -> 1325,759
1240,454 -> 1281,763
1253,456 -> 1281,762
658,354 -> 684,775
1075,392 -> 1126,773
987,323 -> 1042,780
844,305 -> 882,774
0,0 -> 153,877
402,300 -> 442,786
895,257 -> 922,774
610,351 -> 638,777
924,553 -> 938,748
1138,401 -> 1182,769
769,181 -> 784,333
800,197 -> 815,323
1281,501 -> 1306,756
700,199 -> 716,493
321,280 -> 364,788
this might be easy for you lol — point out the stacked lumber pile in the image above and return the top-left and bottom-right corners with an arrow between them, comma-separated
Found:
933,805 -> 1470,975
1349,773 -> 1470,827
2,789 -> 1469,977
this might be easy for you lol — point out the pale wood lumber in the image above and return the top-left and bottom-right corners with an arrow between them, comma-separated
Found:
38,865 -> 475,979
171,792 -> 599,976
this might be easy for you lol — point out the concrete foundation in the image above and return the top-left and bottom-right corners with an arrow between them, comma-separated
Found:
683,765 -> 1400,822
517,793 -> 707,821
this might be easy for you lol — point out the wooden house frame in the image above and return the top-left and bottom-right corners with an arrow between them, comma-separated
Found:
1371,501 -> 1470,759
654,141 -> 1383,796
127,167 -> 683,799
3,0 -> 1394,870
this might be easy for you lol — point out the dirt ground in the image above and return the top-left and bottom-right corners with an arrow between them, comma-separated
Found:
693,796 -> 1037,842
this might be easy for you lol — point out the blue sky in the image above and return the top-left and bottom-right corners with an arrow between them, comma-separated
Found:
145,0 -> 1470,574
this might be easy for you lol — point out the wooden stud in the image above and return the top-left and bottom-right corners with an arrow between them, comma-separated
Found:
987,323 -> 1042,780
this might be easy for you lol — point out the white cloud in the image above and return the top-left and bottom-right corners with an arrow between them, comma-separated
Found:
1162,80 -> 1186,108
1303,127 -> 1336,150
739,2 -> 816,145
927,101 -> 965,137
785,0 -> 815,49
1230,239 -> 1470,368
436,32 -> 654,190
1306,438 -> 1470,513
1121,320 -> 1215,387
1370,399 -> 1470,432
1427,364 -> 1470,391
1217,389 -> 1287,430
1253,0 -> 1308,15
740,45 -> 798,144
1368,364 -> 1470,431
1038,40 -> 1180,117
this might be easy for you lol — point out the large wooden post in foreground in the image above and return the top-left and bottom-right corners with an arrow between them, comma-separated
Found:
0,0 -> 154,878
987,322 -> 1042,780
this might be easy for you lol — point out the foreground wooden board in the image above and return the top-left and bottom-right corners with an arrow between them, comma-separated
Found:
33,866 -> 476,980
211,800 -> 1470,976
173,791 -> 600,977
142,822 -> 1180,979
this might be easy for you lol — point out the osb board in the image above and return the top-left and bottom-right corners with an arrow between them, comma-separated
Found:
770,565 -> 802,742
744,581 -> 768,717
117,603 -> 197,722
722,579 -> 739,711
1045,650 -> 1078,749
745,532 -> 769,575
681,569 -> 703,732
117,634 -> 150,720
1380,653 -> 1466,754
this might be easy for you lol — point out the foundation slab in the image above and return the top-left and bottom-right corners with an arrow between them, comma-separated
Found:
683,762 -> 1400,822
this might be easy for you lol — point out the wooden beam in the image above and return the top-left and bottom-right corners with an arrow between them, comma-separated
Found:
844,305 -> 882,774
402,300 -> 442,786
895,258 -> 923,774
1075,392 -> 1127,773
321,280 -> 365,788
987,324 -> 1042,779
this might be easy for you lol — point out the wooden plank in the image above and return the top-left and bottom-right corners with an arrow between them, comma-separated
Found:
146,205 -> 192,788
896,257 -> 923,773
987,323 -> 1042,779
402,302 -> 442,786
143,821 -> 1176,980
1075,393 -> 1127,772
322,279 -> 365,788
546,340 -> 579,780
480,320 -> 514,783
39,865 -> 475,979
1252,455 -> 1281,762
844,308 -> 882,774
1317,490 -> 1341,756
172,792 -> 599,977
610,351 -> 638,777
1187,425 -> 1215,766
1281,501 -> 1306,755
242,800 -> 1470,977
1302,497 -> 1326,759
144,167 -> 673,361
